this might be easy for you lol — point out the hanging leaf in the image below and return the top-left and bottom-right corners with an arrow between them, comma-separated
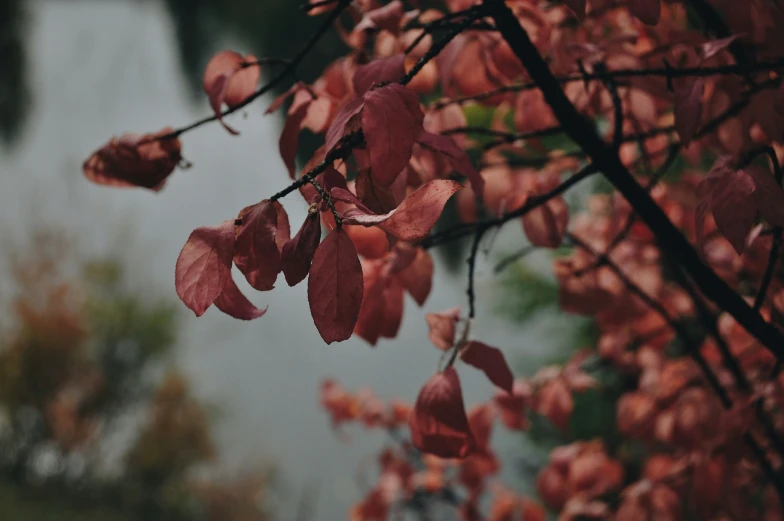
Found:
281,212 -> 322,286
214,276 -> 268,320
460,341 -> 515,394
235,200 -> 281,290
175,220 -> 235,317
308,228 -> 364,343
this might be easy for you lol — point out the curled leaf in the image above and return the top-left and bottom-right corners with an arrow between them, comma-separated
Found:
522,196 -> 569,248
83,128 -> 182,191
417,131 -> 484,196
409,368 -> 476,459
280,102 -> 311,178
235,200 -> 281,290
425,307 -> 461,351
673,77 -> 704,146
175,221 -> 235,317
281,213 -> 322,286
215,276 -> 268,320
203,51 -> 261,134
353,55 -> 406,95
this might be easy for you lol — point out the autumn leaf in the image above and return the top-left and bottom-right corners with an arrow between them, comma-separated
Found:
522,196 -> 569,248
325,97 -> 365,153
673,77 -> 704,146
175,221 -> 235,317
417,131 -> 484,196
460,341 -> 514,394
353,55 -> 406,95
563,0 -> 586,19
83,128 -> 182,191
342,179 -> 463,241
354,0 -> 404,34
202,51 -> 260,134
281,213 -> 322,286
214,276 -> 268,320
308,228 -> 364,343
362,84 -> 425,186
396,248 -> 434,305
280,102 -> 311,179
425,307 -> 461,351
234,200 -> 281,290
409,368 -> 476,458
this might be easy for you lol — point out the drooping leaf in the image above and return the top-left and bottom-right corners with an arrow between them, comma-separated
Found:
380,277 -> 405,339
673,77 -> 704,146
214,275 -> 268,320
460,341 -> 514,394
281,212 -> 322,286
629,0 -> 660,25
175,221 -> 235,317
354,263 -> 388,346
353,55 -> 406,95
280,102 -> 311,179
273,201 -> 291,250
409,368 -> 476,458
83,128 -> 182,191
356,168 -> 403,214
325,96 -> 365,153
235,200 -> 281,290
397,248 -> 434,305
202,51 -> 260,134
417,131 -> 484,196
425,307 -> 461,351
362,84 -> 424,186
308,228 -> 364,343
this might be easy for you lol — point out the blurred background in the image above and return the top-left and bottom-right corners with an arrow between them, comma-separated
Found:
0,1 -> 595,519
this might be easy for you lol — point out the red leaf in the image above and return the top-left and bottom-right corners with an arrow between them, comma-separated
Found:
563,0 -> 586,19
397,248 -> 433,305
747,165 -> 784,226
331,187 -> 374,213
83,128 -> 182,191
214,275 -> 268,320
356,168 -> 403,214
380,277 -> 404,339
325,96 -> 365,153
629,0 -> 660,25
280,102 -> 310,179
362,84 -> 424,186
409,368 -> 476,459
340,180 -> 462,241
354,0 -> 404,33
417,131 -> 484,196
203,51 -> 260,134
700,35 -> 742,60
353,55 -> 406,95
522,196 -> 569,248
673,78 -> 704,146
425,307 -> 461,351
175,221 -> 235,317
273,201 -> 291,250
460,341 -> 514,394
281,212 -> 322,286
354,262 -> 387,345
235,200 -> 281,290
308,228 -> 364,344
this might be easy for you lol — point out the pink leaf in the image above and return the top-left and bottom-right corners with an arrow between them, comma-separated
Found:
356,168 -> 404,214
235,200 -> 281,290
409,368 -> 476,459
673,78 -> 704,146
563,0 -> 586,19
417,131 -> 484,196
380,277 -> 404,339
280,102 -> 311,179
281,212 -> 322,286
425,307 -> 461,351
362,84 -> 424,186
308,228 -> 364,344
354,0 -> 404,33
331,187 -> 374,213
383,180 -> 462,240
460,341 -> 514,394
397,248 -> 433,305
341,180 -> 462,241
202,51 -> 260,134
701,35 -> 742,60
273,201 -> 291,251
325,97 -> 365,153
175,221 -> 235,317
353,55 -> 406,95
522,196 -> 569,248
214,275 -> 268,320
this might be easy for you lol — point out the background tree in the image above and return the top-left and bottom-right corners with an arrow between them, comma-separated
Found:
81,0 -> 784,520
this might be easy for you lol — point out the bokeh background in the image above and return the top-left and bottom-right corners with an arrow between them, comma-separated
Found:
0,1 -> 594,519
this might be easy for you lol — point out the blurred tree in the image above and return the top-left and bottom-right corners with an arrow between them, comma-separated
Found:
0,230 -> 273,521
